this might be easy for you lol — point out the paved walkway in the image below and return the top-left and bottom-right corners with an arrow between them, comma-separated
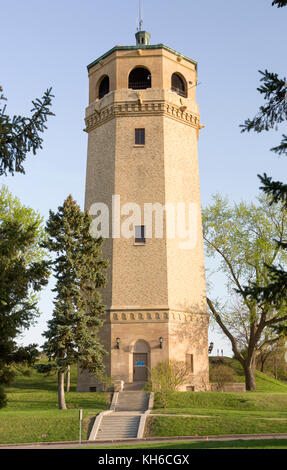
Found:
1,433 -> 287,449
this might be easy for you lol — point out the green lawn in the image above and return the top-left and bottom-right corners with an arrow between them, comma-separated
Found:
1,359 -> 287,445
153,391 -> 287,413
148,367 -> 287,438
0,365 -> 110,444
146,415 -> 287,438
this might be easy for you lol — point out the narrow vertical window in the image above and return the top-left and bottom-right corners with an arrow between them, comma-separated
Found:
190,354 -> 194,373
135,225 -> 146,244
186,354 -> 194,373
135,129 -> 145,145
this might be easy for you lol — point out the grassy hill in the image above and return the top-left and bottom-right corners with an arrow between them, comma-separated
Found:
147,358 -> 287,438
1,358 -> 287,444
0,365 -> 110,444
209,356 -> 287,392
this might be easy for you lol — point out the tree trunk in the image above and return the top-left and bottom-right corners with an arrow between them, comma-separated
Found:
66,365 -> 70,393
260,355 -> 267,373
274,356 -> 278,379
58,371 -> 67,410
244,363 -> 256,391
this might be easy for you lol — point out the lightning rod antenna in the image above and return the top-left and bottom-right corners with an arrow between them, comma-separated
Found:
138,0 -> 143,31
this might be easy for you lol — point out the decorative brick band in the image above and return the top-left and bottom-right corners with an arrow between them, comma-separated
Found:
111,311 -> 169,322
110,310 -> 209,325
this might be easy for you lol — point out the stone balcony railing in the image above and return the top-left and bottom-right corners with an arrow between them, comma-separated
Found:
85,88 -> 201,133
85,88 -> 199,120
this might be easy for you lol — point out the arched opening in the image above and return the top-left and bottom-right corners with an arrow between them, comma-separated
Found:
171,73 -> 187,98
129,67 -> 152,90
132,340 -> 150,382
98,76 -> 110,99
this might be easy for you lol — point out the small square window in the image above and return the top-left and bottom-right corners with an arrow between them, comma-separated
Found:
135,128 -> 145,145
135,225 -> 146,244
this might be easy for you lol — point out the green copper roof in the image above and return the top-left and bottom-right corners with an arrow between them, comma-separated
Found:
87,44 -> 197,71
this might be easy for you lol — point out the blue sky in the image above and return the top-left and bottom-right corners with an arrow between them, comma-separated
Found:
1,0 -> 287,355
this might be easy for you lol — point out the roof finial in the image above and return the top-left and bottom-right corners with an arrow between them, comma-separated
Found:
135,0 -> 151,45
138,0 -> 143,32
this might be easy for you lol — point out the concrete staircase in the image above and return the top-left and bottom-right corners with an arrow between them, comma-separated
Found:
115,391 -> 149,412
96,414 -> 141,440
93,391 -> 150,440
123,381 -> 146,391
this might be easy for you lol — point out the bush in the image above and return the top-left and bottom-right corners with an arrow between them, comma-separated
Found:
210,357 -> 227,366
148,360 -> 192,408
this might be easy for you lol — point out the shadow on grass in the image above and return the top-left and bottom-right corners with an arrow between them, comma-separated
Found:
10,375 -> 59,392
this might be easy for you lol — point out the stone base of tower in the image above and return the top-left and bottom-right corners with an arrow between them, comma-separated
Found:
77,309 -> 210,392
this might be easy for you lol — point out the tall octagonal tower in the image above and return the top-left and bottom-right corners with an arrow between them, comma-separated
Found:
77,30 -> 209,392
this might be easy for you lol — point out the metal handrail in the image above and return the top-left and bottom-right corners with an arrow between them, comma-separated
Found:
129,81 -> 152,90
171,86 -> 187,98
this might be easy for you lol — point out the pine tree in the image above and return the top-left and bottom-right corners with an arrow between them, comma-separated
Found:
240,3 -> 287,315
241,69 -> 287,210
0,86 -> 54,176
272,0 -> 287,7
41,195 -> 108,409
240,72 -> 287,305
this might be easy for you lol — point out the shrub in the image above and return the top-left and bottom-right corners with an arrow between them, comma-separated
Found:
148,360 -> 192,408
210,357 -> 227,366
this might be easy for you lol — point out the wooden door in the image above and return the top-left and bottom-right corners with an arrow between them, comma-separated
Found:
133,353 -> 148,382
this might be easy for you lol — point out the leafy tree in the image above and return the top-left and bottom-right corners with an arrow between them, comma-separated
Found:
0,185 -> 49,406
0,86 -> 54,176
40,195 -> 108,409
215,300 -> 282,371
256,336 -> 286,377
203,194 -> 287,390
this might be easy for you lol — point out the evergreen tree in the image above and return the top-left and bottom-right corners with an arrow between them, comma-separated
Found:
0,86 -> 54,176
0,186 -> 49,406
272,0 -> 287,7
240,2 -> 287,313
41,196 -> 108,409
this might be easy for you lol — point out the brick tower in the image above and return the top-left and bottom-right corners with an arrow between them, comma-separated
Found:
77,29 -> 209,392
